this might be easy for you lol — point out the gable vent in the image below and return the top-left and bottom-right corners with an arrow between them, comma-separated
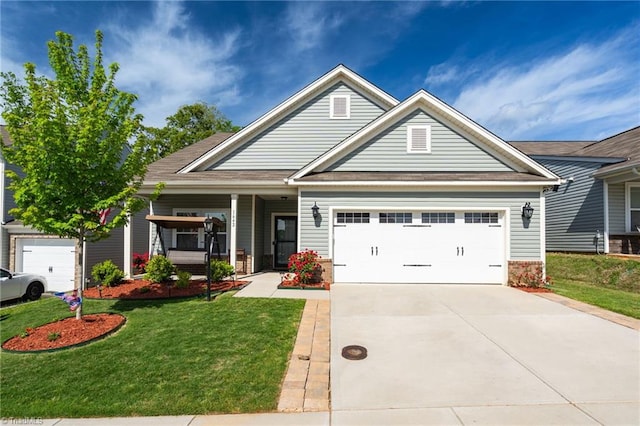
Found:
407,125 -> 431,153
330,95 -> 350,119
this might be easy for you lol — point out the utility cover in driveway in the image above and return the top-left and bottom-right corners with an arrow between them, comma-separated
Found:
333,211 -> 505,283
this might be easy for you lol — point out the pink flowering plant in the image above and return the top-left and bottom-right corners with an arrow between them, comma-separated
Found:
132,252 -> 149,274
288,249 -> 322,285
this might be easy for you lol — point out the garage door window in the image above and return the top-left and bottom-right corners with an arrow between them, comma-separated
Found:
337,212 -> 370,224
422,212 -> 455,224
380,212 -> 412,223
464,212 -> 498,224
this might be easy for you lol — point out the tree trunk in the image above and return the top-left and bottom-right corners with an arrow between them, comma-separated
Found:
75,231 -> 84,320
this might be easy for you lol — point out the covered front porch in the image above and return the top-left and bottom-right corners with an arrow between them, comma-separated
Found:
147,191 -> 301,274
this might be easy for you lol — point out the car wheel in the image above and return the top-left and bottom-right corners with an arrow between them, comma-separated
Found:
24,282 -> 44,301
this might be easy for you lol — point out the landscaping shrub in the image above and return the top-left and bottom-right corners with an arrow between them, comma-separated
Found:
288,249 -> 322,284
91,260 -> 125,287
209,260 -> 235,282
145,255 -> 175,283
175,270 -> 192,289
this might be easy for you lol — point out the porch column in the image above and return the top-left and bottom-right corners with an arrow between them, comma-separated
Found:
603,181 -> 610,253
230,194 -> 238,271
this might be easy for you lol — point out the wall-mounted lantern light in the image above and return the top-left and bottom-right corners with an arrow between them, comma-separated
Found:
311,202 -> 320,219
522,202 -> 534,220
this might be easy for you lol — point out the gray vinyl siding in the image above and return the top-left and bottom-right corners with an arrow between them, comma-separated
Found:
254,196 -> 265,271
299,190 -> 541,260
326,110 -> 513,172
1,162 -> 18,268
86,228 -> 125,284
536,158 -> 604,252
608,183 -> 626,234
209,83 -> 386,170
262,199 -> 297,255
132,208 -> 150,259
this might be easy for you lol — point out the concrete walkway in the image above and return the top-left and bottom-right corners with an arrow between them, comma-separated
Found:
331,283 -> 639,425
234,272 -> 330,300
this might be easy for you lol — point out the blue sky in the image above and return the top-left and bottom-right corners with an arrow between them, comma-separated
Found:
1,1 -> 639,141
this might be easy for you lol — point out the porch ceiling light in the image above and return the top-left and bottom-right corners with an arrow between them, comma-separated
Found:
522,202 -> 534,220
311,202 -> 320,219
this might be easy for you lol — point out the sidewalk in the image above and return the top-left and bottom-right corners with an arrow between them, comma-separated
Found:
234,272 -> 330,300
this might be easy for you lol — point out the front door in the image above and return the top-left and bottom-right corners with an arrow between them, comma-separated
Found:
274,216 -> 297,269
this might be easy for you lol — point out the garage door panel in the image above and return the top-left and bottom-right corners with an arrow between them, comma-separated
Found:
20,239 -> 75,292
333,210 -> 505,284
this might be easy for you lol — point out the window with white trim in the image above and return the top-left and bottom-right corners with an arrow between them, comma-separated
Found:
175,212 -> 199,249
330,94 -> 350,119
628,184 -> 640,232
407,125 -> 431,153
173,209 -> 229,252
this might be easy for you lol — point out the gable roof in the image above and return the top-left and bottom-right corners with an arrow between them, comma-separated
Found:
179,65 -> 399,173
289,90 -> 559,183
590,126 -> 640,177
144,132 -> 234,181
509,141 -> 595,156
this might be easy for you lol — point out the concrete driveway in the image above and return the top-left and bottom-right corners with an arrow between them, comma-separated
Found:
331,284 -> 639,425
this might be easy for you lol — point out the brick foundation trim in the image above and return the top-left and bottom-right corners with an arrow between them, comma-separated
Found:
317,258 -> 333,284
508,260 -> 545,287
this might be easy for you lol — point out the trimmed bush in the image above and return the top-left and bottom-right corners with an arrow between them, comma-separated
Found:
210,260 -> 235,282
91,260 -> 125,287
175,270 -> 192,289
145,255 -> 175,283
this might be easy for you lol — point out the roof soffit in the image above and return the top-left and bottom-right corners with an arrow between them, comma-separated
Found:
290,90 -> 559,181
179,65 -> 399,174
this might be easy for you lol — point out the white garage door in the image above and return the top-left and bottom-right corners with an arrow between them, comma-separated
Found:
333,211 -> 505,284
17,238 -> 76,292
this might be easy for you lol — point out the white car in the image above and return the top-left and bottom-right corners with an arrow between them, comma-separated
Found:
0,267 -> 48,302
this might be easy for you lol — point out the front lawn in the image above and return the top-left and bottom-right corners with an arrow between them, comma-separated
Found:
547,253 -> 640,319
0,294 -> 304,418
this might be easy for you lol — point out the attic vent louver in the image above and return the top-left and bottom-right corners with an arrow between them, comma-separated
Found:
407,125 -> 431,153
330,95 -> 350,119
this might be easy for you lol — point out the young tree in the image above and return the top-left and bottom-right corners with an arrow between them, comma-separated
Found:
140,102 -> 240,161
1,31 -> 157,318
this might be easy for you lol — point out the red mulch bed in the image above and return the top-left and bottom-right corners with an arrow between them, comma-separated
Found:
2,313 -> 125,352
514,286 -> 553,293
83,279 -> 249,300
278,280 -> 330,290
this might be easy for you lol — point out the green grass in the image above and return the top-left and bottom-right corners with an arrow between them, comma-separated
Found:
0,294 -> 305,418
546,253 -> 640,319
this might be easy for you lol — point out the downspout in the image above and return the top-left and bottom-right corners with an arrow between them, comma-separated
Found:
603,182 -> 609,254
632,167 -> 640,176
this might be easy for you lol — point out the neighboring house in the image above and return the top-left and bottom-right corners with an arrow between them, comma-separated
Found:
511,126 -> 640,255
0,125 -> 149,292
139,65 -> 560,285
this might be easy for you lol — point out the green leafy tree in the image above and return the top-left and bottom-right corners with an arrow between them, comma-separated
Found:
0,31 -> 159,318
141,102 -> 240,160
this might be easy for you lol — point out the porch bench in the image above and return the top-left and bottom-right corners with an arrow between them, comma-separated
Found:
166,249 -> 209,275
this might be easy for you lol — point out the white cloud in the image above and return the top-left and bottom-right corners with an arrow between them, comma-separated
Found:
104,1 -> 243,128
437,25 -> 640,139
283,2 -> 344,52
